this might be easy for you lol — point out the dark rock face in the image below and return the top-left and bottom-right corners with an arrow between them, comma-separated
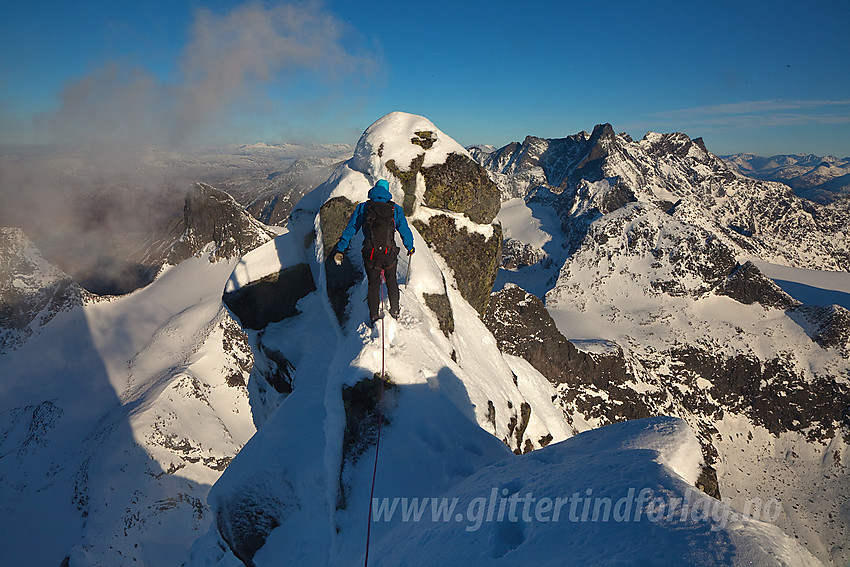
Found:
696,465 -> 721,500
413,216 -> 501,314
167,183 -> 275,264
792,304 -> 850,357
483,285 -> 665,450
483,284 -> 631,389
223,264 -> 316,330
222,317 -> 254,389
509,401 -> 532,454
423,291 -> 454,337
341,374 -> 391,465
717,261 -> 799,309
672,346 -> 850,441
338,374 -> 394,510
319,196 -> 359,325
256,341 -> 294,395
216,473 -> 300,567
319,196 -> 356,259
421,153 -> 501,224
567,123 -> 619,187
0,227 -> 83,353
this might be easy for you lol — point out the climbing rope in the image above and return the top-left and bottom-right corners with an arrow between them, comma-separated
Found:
364,270 -> 387,566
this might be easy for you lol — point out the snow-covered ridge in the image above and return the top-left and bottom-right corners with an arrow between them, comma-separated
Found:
1,242 -> 256,566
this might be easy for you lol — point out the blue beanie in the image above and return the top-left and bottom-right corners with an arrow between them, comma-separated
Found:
367,178 -> 392,202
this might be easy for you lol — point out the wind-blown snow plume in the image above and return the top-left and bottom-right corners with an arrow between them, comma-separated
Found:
42,2 -> 373,147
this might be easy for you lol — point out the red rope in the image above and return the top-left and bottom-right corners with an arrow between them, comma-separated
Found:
364,270 -> 387,566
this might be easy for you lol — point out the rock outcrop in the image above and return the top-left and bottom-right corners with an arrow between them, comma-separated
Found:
420,152 -> 501,225
223,263 -> 316,330
413,215 -> 501,314
165,183 -> 276,265
483,283 -> 631,389
319,196 -> 359,325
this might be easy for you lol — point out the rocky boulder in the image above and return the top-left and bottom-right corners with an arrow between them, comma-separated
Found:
420,152 -> 500,225
413,215 -> 501,314
319,196 -> 359,325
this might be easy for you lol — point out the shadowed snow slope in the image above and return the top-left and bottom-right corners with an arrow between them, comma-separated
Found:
0,247 -> 255,567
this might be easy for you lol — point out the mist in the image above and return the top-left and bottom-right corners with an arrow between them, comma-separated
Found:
0,1 -> 374,294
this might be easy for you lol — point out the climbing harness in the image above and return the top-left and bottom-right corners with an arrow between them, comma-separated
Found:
364,270 -> 387,566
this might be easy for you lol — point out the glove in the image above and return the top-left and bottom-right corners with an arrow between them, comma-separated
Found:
407,247 -> 415,256
333,251 -> 343,265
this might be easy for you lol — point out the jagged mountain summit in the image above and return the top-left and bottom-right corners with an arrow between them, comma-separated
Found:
474,126 -> 850,566
475,125 -> 849,272
723,152 -> 850,204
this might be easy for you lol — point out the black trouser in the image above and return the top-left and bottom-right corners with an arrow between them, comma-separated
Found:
362,246 -> 399,320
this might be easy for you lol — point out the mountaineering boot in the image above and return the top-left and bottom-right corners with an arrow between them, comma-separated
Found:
389,307 -> 400,320
369,314 -> 383,328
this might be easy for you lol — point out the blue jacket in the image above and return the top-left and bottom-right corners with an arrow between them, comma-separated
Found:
334,181 -> 414,253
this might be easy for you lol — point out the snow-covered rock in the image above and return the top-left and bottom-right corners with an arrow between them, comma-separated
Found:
0,227 -> 83,354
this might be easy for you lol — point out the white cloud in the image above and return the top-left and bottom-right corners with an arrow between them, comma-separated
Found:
649,99 -> 850,128
38,1 -> 376,148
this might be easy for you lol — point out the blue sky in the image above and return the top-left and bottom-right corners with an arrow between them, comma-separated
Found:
1,0 -> 848,155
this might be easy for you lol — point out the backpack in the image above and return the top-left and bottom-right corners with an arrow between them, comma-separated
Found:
364,200 -> 396,254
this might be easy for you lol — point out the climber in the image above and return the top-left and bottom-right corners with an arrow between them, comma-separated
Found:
333,179 -> 415,327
